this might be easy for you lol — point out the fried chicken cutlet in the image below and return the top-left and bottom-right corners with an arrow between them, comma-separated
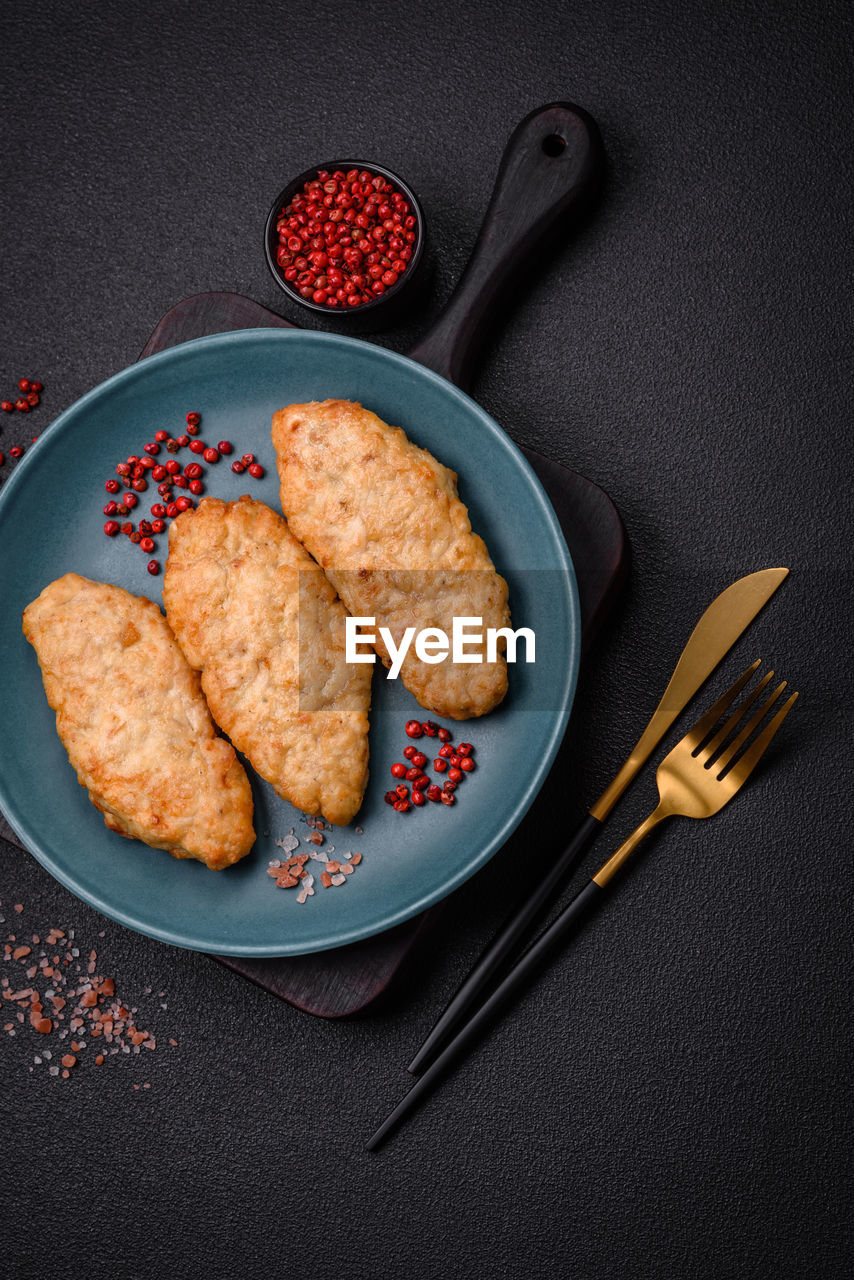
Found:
163,495 -> 371,827
271,399 -> 510,719
22,573 -> 255,869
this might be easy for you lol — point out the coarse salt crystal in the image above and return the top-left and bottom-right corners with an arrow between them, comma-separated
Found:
330,874 -> 346,887
275,830 -> 300,854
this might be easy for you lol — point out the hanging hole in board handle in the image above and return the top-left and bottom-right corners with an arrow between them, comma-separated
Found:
542,133 -> 567,157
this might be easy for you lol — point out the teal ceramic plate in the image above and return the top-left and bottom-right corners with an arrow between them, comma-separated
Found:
0,329 -> 580,955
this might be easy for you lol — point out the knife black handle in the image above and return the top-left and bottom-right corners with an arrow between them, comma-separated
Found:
407,810 -> 601,1076
407,102 -> 603,392
369,876 -> 603,1150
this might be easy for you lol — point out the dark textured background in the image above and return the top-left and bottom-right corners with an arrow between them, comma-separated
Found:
1,2 -> 851,1277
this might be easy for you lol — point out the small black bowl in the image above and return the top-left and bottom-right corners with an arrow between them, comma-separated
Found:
264,160 -> 426,330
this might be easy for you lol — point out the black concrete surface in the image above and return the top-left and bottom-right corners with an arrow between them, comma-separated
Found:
1,2 -> 851,1277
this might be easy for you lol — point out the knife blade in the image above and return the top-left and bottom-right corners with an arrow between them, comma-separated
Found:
406,565 -> 789,1078
589,566 -> 789,819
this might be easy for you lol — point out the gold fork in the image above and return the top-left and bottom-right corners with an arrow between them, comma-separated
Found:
592,658 -> 798,887
367,660 -> 799,1150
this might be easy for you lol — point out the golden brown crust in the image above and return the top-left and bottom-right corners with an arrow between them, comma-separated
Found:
22,573 -> 255,870
163,496 -> 371,826
271,399 -> 510,719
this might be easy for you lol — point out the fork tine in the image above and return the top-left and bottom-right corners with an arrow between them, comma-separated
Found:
721,691 -> 799,785
712,680 -> 788,773
696,669 -> 776,763
684,660 -> 762,750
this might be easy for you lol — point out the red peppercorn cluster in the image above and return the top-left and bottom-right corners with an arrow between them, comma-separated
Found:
384,720 -> 476,812
101,410 -> 266,575
274,168 -> 417,308
0,377 -> 44,470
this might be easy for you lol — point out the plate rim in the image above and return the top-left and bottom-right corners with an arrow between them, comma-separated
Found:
0,327 -> 581,955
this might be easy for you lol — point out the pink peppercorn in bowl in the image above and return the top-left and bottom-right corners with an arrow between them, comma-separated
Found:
264,161 -> 426,329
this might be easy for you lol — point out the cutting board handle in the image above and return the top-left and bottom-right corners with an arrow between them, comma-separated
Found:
408,102 -> 603,391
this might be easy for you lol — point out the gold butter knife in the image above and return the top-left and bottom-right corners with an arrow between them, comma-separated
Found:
407,566 -> 789,1076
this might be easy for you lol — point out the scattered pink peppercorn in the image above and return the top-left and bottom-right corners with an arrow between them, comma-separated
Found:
394,784 -> 409,800
123,494 -> 138,509
10,445 -> 23,458
1,400 -> 14,412
143,442 -> 159,455
440,791 -> 456,806
165,459 -> 181,474
217,440 -> 233,454
437,727 -> 452,742
139,537 -> 155,553
405,720 -> 423,739
147,560 -> 160,575
151,519 -> 165,534
458,743 -> 473,756
131,477 -> 147,492
403,745 -> 417,760
105,479 -> 120,493
384,791 -> 397,806
104,521 -> 120,536
189,479 -> 203,495
151,503 -> 167,518
18,378 -> 31,392
175,496 -> 193,511
231,461 -> 245,474
203,447 -> 219,463
390,762 -> 407,779
411,790 -> 426,806
176,433 -> 190,447
184,462 -> 203,479
241,453 -> 255,465
189,439 -> 205,454
421,721 -> 439,737
26,392 -> 40,407
30,381 -> 43,393
248,463 -> 264,478
103,501 -> 118,516
433,757 -> 448,773
155,430 -> 169,442
448,768 -> 463,783
459,757 -> 475,772
426,784 -> 442,802
186,412 -> 201,427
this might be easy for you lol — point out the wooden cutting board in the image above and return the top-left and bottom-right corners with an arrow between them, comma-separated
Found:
1,104 -> 628,1014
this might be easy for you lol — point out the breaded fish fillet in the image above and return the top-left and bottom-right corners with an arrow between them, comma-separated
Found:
163,495 -> 371,826
22,573 -> 255,870
272,399 -> 511,719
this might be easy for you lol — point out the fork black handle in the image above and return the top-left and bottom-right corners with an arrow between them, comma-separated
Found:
368,876 -> 604,1150
407,811 -> 601,1075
